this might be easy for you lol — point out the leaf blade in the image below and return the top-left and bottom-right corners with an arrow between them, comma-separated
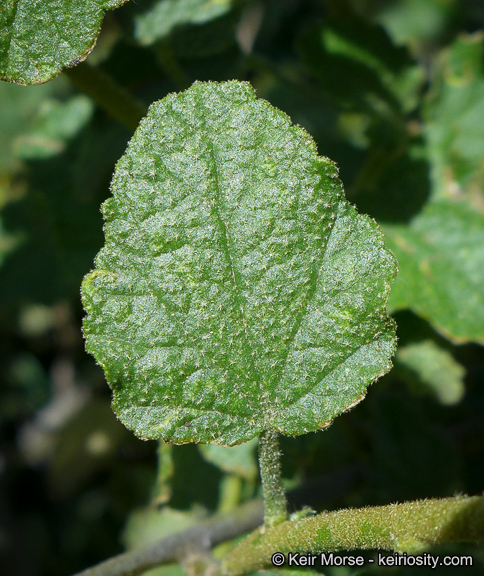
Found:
0,0 -> 128,85
82,81 -> 397,445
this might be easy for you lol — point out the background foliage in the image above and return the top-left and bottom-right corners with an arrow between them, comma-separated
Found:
0,1 -> 483,575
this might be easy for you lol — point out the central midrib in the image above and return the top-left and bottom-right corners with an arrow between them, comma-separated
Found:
203,132 -> 264,401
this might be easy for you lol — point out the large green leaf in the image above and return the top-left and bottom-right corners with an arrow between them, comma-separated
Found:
0,0 -> 128,85
384,201 -> 484,344
82,81 -> 397,445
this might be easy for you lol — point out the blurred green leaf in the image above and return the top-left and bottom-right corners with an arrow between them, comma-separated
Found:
127,0 -> 242,68
298,20 -> 423,115
297,18 -> 426,210
0,119 -> 129,306
169,9 -> 241,59
199,438 -> 258,480
0,80 -> 59,175
376,0 -> 457,45
14,95 -> 94,160
350,139 -> 431,223
396,339 -> 466,405
133,0 -> 235,45
82,81 -> 397,445
384,201 -> 484,344
169,444 -> 223,510
0,0 -> 129,84
425,33 -> 484,209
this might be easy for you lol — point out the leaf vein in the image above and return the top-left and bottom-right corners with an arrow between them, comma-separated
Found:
275,200 -> 341,385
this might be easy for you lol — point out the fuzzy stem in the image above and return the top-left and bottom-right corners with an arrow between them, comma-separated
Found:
223,495 -> 484,575
258,429 -> 288,528
153,440 -> 173,505
65,62 -> 148,131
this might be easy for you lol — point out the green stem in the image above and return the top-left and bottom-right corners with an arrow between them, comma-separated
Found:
153,440 -> 174,506
215,475 -> 245,559
223,495 -> 484,575
258,429 -> 288,528
65,62 -> 148,131
218,475 -> 243,514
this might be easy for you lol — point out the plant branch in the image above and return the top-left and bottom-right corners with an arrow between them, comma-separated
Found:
72,499 -> 263,576
224,495 -> 484,575
258,429 -> 288,528
65,62 -> 148,131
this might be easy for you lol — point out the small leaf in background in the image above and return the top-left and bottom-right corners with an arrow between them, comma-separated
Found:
298,20 -> 423,116
82,81 -> 397,445
384,201 -> 484,344
133,0 -> 234,45
125,0 -> 242,67
396,340 -> 465,405
424,33 -> 484,209
169,9 -> 241,60
123,505 -> 205,546
349,139 -> 431,224
0,80 -> 59,175
0,119 -> 130,307
296,19 -> 430,223
376,0 -> 458,45
0,0 -> 128,84
14,96 -> 94,160
199,438 -> 258,480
